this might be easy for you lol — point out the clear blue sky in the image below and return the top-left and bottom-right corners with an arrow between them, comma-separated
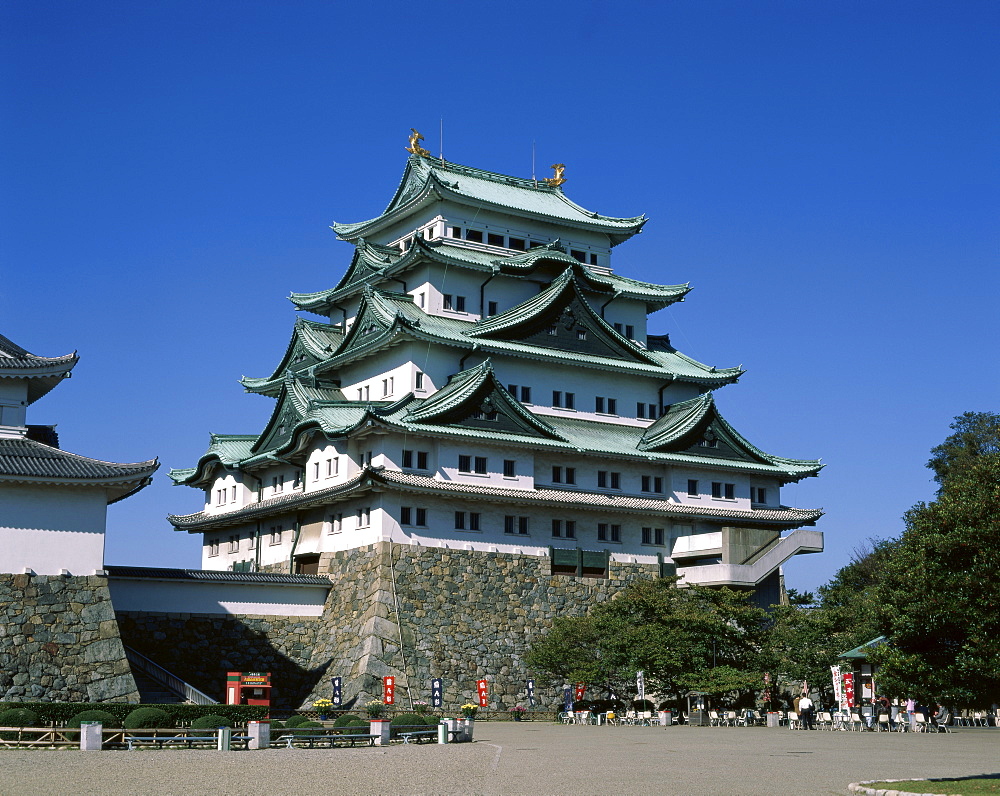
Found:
2,1 -> 997,594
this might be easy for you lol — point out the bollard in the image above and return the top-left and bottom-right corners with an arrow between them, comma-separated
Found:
247,720 -> 270,750
437,721 -> 448,744
80,721 -> 102,751
217,726 -> 232,751
370,719 -> 391,746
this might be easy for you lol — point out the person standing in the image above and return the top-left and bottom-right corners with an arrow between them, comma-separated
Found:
905,696 -> 916,732
799,694 -> 814,730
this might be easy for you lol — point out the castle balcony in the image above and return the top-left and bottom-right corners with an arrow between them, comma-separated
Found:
675,528 -> 823,588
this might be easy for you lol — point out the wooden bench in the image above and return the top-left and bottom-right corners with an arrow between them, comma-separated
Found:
398,729 -> 437,744
125,733 -> 251,751
277,732 -> 378,749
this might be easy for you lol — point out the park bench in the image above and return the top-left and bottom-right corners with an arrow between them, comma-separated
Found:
125,731 -> 250,750
398,729 -> 437,744
277,732 -> 377,748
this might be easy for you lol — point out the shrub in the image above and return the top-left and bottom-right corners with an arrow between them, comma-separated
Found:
0,708 -> 40,727
333,713 -> 361,728
123,707 -> 173,730
390,713 -> 426,737
284,714 -> 310,728
423,715 -> 440,726
190,714 -> 233,729
294,720 -> 323,735
270,720 -> 284,731
346,719 -> 369,729
66,710 -> 118,729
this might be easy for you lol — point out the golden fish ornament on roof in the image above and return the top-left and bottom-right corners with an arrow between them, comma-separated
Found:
405,128 -> 431,157
543,163 -> 566,187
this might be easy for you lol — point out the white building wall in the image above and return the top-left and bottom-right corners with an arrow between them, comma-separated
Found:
0,484 -> 107,575
107,578 -> 329,616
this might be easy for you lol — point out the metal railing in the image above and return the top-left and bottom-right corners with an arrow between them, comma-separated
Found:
124,645 -> 218,705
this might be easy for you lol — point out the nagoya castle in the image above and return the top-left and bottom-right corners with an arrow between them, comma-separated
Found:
166,132 -> 824,707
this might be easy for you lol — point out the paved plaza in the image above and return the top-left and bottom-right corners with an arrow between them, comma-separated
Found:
3,723 -> 998,795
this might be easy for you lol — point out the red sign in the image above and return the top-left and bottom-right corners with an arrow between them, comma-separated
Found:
843,672 -> 855,708
383,676 -> 395,705
574,683 -> 586,701
477,679 -> 489,708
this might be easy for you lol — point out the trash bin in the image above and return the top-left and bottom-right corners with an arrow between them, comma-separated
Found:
766,712 -> 781,728
659,711 -> 673,726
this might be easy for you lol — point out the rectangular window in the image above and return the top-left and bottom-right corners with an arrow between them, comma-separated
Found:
520,386 -> 531,403
565,520 -> 576,539
503,459 -> 516,478
598,522 -> 608,541
450,226 -> 461,238
712,482 -> 723,498
589,253 -> 598,265
293,470 -> 303,489
487,232 -> 504,247
614,322 -> 623,333
642,475 -> 651,492
548,325 -> 558,336
455,511 -> 479,530
228,535 -> 239,553
416,451 -> 428,469
357,507 -> 371,527
752,487 -> 767,504
654,477 -> 663,493
688,479 -> 699,496
314,462 -> 320,481
607,398 -> 617,415
508,237 -> 526,251
597,471 -> 608,488
637,403 -> 646,419
416,508 -> 427,526
564,392 -> 574,409
610,524 -> 621,542
209,539 -> 220,556
504,515 -> 516,535
231,485 -> 237,501
565,467 -> 576,485
364,451 -> 373,467
443,294 -> 453,310
418,292 -> 425,308
329,513 -> 343,534
487,301 -> 498,316
401,506 -> 412,525
269,527 -> 282,545
576,329 -> 587,341
459,455 -> 472,473
570,249 -> 586,262
642,527 -> 652,544
625,325 -> 635,339
655,528 -> 664,545
552,390 -> 562,408
465,229 -> 483,243
415,371 -> 425,390
402,449 -> 413,468
595,396 -> 605,413
649,403 -> 658,418
610,472 -> 621,490
474,456 -> 488,475
455,295 -> 466,312
507,384 -> 518,397
551,519 -> 562,538
518,516 -> 529,535
552,466 -> 562,483
469,512 -> 480,531
724,483 -> 735,500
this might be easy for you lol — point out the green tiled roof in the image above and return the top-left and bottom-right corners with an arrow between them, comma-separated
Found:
242,318 -> 344,396
0,333 -> 79,404
332,155 -> 647,246
288,238 -> 689,314
168,465 -> 823,532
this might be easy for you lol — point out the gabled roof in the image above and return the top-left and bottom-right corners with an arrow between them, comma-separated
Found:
466,267 -> 663,366
838,635 -> 888,660
0,436 -> 158,503
0,333 -> 79,405
168,464 -> 823,533
638,393 -> 822,478
241,318 -> 344,396
405,360 -> 565,440
332,154 -> 647,247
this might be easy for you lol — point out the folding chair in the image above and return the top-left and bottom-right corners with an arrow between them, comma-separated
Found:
787,711 -> 800,730
876,713 -> 891,732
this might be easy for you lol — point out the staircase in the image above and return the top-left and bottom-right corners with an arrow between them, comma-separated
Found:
124,645 -> 218,705
132,668 -> 186,704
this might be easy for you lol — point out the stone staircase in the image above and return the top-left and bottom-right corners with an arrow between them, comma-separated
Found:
132,668 -> 187,704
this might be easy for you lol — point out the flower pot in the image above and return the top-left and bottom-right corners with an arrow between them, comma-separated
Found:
512,714 -> 521,721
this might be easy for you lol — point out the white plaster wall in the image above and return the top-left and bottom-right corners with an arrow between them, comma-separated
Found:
107,578 -> 329,616
437,439 -> 535,489
0,484 -> 107,575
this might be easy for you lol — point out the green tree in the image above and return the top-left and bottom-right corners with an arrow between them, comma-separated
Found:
927,411 -> 1000,489
869,452 -> 1000,705
526,578 -> 769,702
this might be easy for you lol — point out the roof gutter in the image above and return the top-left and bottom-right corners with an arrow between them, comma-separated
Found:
599,290 -> 622,319
478,265 -> 501,317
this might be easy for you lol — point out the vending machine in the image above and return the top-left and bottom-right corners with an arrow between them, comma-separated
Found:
226,671 -> 272,709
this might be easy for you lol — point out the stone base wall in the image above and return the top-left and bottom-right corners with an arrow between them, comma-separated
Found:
0,573 -> 139,703
301,543 -> 658,710
115,612 -> 323,709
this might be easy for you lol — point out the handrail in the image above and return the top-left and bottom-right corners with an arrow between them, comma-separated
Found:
123,645 -> 218,705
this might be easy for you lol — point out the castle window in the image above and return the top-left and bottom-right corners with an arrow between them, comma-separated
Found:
597,523 -> 621,542
443,294 -> 466,311
508,237 -> 525,251
357,507 -> 371,527
712,482 -> 722,498
293,470 -> 303,489
548,325 -> 558,335
382,377 -> 393,397
455,511 -> 481,531
329,513 -> 343,534
649,403 -> 659,418
314,461 -> 320,481
611,472 -> 621,489
505,516 -> 530,535
626,325 -> 635,339
487,232 -> 504,247
459,455 -> 471,472
465,229 -> 483,243
450,226 -> 461,238
700,438 -> 719,448
418,292 -> 425,307
637,403 -> 646,419
208,539 -> 220,556
576,329 -> 587,341
415,371 -> 425,390
614,323 -> 623,333
752,487 -> 767,505
725,483 -> 735,500
551,519 -> 562,537
503,459 -> 516,478
688,479 -> 699,496
552,518 -> 578,540
459,455 -> 488,475
520,386 -> 531,403
487,301 -> 498,316
402,449 -> 429,470
589,253 -> 598,265
641,476 -> 664,494
571,250 -> 586,262
565,467 -> 576,485
228,535 -> 239,553
269,527 -> 282,545
595,396 -> 616,414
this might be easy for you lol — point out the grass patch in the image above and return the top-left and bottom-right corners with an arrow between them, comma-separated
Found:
862,776 -> 1000,795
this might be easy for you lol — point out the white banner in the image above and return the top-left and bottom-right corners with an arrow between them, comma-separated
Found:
831,665 -> 843,707
636,670 -> 645,702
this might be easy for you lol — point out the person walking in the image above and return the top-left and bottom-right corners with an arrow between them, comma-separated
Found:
799,694 -> 814,730
905,696 -> 916,732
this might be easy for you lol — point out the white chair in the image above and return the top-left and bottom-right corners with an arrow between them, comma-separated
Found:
787,711 -> 800,730
876,713 -> 891,732
849,711 -> 864,731
559,711 -> 573,725
709,710 -> 722,727
817,711 -> 833,730
724,711 -> 738,727
640,711 -> 653,725
914,712 -> 928,732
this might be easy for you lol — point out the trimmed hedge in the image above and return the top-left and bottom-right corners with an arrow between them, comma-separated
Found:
190,714 -> 233,729
0,702 -> 267,727
346,719 -> 369,729
293,720 -> 323,735
284,714 -> 311,728
0,708 -> 39,727
333,713 -> 361,728
390,713 -> 427,738
124,708 -> 173,730
66,710 -> 119,729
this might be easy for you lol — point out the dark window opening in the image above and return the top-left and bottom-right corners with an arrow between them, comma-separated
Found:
487,232 -> 504,247
465,229 -> 483,243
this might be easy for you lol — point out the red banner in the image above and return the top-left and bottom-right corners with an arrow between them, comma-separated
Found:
574,683 -> 586,701
383,676 -> 395,705
477,679 -> 489,708
843,672 -> 855,708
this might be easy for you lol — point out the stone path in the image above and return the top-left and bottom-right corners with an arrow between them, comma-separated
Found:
4,723 -> 998,795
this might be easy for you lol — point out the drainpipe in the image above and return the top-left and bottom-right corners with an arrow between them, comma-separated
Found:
332,304 -> 349,331
459,343 -> 480,372
657,377 -> 675,416
599,290 -> 622,319
288,517 -> 302,575
479,265 -> 501,316
384,272 -> 407,293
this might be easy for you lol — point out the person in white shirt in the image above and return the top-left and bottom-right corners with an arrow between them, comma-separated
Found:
798,694 -> 815,729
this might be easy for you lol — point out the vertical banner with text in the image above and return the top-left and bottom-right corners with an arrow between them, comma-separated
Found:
843,672 -> 855,708
636,670 -> 645,703
331,676 -> 342,707
526,679 -> 536,707
830,665 -> 843,709
431,678 -> 443,709
574,683 -> 586,702
383,676 -> 395,706
477,679 -> 489,708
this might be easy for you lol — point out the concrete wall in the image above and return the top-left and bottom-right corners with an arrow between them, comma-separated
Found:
107,577 -> 329,617
0,573 -> 139,703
